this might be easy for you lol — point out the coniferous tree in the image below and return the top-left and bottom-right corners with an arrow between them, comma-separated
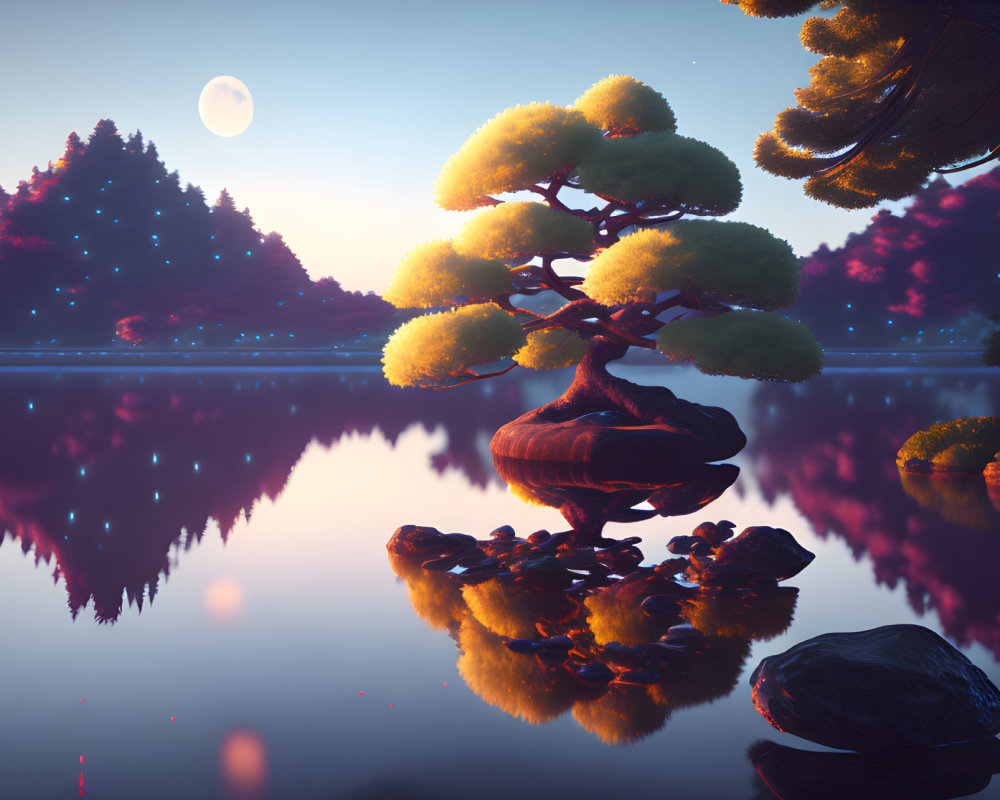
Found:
725,0 -> 1000,207
0,120 -> 395,345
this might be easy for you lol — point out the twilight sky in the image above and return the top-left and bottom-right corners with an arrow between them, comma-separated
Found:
0,0 -> 976,292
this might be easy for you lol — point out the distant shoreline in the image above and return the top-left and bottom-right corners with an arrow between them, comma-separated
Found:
0,346 -> 988,371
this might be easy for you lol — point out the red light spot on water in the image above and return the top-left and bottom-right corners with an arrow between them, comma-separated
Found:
80,698 -> 85,703
79,756 -> 84,763
171,716 -> 176,722
389,703 -> 394,709
358,691 -> 363,696
443,682 -> 447,687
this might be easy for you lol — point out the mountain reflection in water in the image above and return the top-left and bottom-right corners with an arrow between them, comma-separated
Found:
748,370 -> 1000,658
0,370 -> 526,622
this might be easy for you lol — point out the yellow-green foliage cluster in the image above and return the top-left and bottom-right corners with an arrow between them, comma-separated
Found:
576,133 -> 742,213
896,417 -> 1000,474
582,221 -> 798,308
721,0 -> 824,18
383,240 -> 512,308
434,104 -> 603,210
513,328 -> 589,370
452,202 -> 595,261
382,303 -> 526,387
573,75 -> 677,135
734,1 -> 1000,207
656,310 -> 822,381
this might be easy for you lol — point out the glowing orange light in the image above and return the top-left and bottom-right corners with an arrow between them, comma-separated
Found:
204,579 -> 245,621
220,729 -> 268,799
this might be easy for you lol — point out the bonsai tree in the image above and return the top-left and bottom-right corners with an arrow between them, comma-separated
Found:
382,76 -> 821,469
724,0 -> 1000,208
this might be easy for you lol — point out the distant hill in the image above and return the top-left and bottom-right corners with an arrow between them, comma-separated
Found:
790,168 -> 1000,350
0,120 -> 396,347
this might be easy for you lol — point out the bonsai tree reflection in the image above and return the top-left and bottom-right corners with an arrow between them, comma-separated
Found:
747,372 -> 1000,657
388,516 -> 811,744
0,370 -> 528,622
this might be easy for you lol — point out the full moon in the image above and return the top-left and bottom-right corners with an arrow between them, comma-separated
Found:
198,76 -> 254,137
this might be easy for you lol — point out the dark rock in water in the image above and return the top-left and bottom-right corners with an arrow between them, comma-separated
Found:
666,535 -> 695,554
750,624 -> 1000,750
640,595 -> 683,616
749,737 -> 1000,800
710,526 -> 814,582
576,663 -> 615,683
663,624 -> 703,644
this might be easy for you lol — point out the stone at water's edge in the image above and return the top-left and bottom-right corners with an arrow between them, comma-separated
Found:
490,386 -> 746,468
750,738 -> 1000,800
750,624 -> 1000,751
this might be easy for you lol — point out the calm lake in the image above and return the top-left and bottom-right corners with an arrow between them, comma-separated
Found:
1,360 -> 998,799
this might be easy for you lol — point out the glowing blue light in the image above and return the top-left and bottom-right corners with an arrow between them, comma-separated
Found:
198,326 -> 204,330
278,301 -> 284,306
80,467 -> 86,477
95,209 -> 101,214
151,234 -> 158,239
30,309 -> 36,315
165,260 -> 170,264
107,180 -> 112,184
152,453 -> 158,465
289,333 -> 295,338
113,219 -> 119,223
848,326 -> 854,332
82,250 -> 88,255
214,254 -> 220,260
155,210 -> 161,215
55,287 -> 61,292
27,401 -> 34,411
194,462 -> 200,473
887,320 -> 893,325
68,511 -> 75,522
297,291 -> 304,296
173,338 -> 179,343
846,303 -> 852,309
154,491 -> 160,501
63,196 -> 69,201
255,335 -> 260,340
245,453 -> 252,463
69,301 -> 75,306
210,234 -> 215,239
114,267 -> 120,272
73,235 -> 79,239
104,522 -> 110,531
246,251 -> 252,256
99,187 -> 104,192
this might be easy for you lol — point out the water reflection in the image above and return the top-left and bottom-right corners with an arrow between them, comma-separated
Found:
0,371 -> 528,622
748,372 -> 1000,658
388,521 -> 805,744
750,737 -> 1000,800
493,454 -> 739,541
